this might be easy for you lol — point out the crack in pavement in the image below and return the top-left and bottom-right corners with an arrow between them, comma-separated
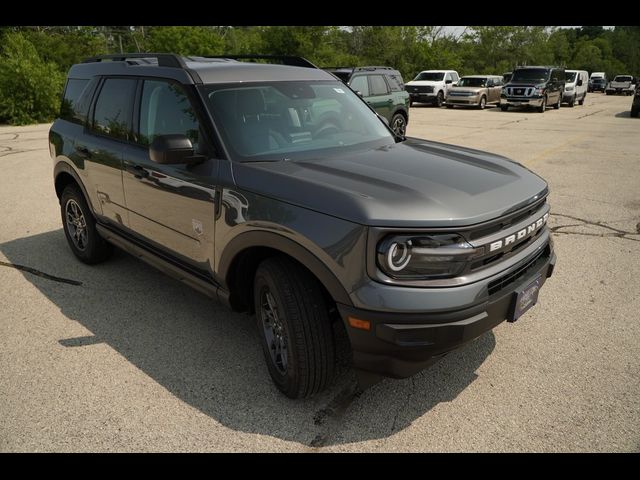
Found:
577,109 -> 605,119
550,213 -> 640,242
308,378 -> 362,449
0,260 -> 83,285
0,147 -> 48,158
390,376 -> 417,434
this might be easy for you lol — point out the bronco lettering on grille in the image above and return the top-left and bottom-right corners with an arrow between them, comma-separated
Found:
488,212 -> 549,253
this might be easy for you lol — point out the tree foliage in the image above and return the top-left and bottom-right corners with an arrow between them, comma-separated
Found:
0,26 -> 638,125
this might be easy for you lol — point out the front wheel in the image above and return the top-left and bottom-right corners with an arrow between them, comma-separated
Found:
554,93 -> 562,109
568,94 -> 575,107
390,113 -> 407,136
60,185 -> 112,264
631,108 -> 639,118
435,91 -> 444,107
478,95 -> 487,110
254,257 -> 336,398
501,104 -> 509,111
538,96 -> 547,113
579,92 -> 586,105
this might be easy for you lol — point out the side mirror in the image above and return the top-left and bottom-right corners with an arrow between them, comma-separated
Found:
355,91 -> 364,98
577,79 -> 583,86
149,134 -> 200,165
445,79 -> 453,84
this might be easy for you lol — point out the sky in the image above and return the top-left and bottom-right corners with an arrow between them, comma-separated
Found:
442,26 -> 615,37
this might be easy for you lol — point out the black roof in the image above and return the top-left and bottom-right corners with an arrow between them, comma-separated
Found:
69,53 -> 335,85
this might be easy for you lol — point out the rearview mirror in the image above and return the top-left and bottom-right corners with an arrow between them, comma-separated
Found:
149,134 -> 201,165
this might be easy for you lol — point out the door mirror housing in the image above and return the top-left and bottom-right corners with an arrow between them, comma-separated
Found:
149,134 -> 201,165
355,90 -> 364,98
577,79 -> 583,86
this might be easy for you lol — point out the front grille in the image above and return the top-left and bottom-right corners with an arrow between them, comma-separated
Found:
467,197 -> 547,241
408,85 -> 434,94
488,244 -> 550,295
506,87 -> 534,96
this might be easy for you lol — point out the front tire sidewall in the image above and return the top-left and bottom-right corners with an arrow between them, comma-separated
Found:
479,96 -> 486,109
538,96 -> 547,113
436,91 -> 444,107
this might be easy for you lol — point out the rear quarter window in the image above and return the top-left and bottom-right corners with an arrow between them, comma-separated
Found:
386,74 -> 404,92
60,78 -> 89,123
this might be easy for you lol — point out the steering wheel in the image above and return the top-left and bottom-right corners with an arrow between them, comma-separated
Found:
314,121 -> 341,139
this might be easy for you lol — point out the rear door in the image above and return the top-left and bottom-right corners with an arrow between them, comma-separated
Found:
121,78 -> 218,272
78,77 -> 137,227
366,74 -> 393,120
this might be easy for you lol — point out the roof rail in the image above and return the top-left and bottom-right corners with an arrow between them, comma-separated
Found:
355,66 -> 394,71
82,53 -> 188,69
204,55 -> 318,69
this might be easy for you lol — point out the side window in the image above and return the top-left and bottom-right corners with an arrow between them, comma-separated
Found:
60,79 -> 89,123
369,75 -> 389,96
92,78 -> 137,141
139,80 -> 200,149
349,75 -> 369,97
386,74 -> 403,92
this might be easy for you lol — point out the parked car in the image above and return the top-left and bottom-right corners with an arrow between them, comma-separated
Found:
325,66 -> 410,136
49,53 -> 555,398
562,70 -> 588,107
631,83 -> 640,117
606,75 -> 636,95
589,77 -> 607,92
404,70 -> 459,107
445,75 -> 503,109
500,66 -> 565,113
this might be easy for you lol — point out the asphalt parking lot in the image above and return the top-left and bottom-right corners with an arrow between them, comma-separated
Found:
1,93 -> 639,452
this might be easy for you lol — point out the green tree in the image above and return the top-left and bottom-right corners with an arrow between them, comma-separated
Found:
146,26 -> 224,56
0,32 -> 65,125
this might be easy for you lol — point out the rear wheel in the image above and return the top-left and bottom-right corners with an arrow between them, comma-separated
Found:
254,257 -> 336,398
60,184 -> 112,264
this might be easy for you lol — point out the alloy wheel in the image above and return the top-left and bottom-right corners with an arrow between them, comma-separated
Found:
260,288 -> 288,375
65,199 -> 88,251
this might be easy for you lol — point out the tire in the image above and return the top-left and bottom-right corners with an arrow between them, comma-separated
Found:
501,105 -> 509,111
478,95 -> 487,110
435,91 -> 444,107
409,99 -> 413,107
446,104 -> 454,109
568,94 -> 575,107
538,96 -> 547,113
631,108 -> 639,118
554,92 -> 562,109
60,184 -> 112,264
390,112 -> 407,136
579,92 -> 585,105
254,256 -> 336,398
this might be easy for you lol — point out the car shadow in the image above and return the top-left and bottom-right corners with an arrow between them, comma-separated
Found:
0,229 -> 496,447
615,110 -> 636,118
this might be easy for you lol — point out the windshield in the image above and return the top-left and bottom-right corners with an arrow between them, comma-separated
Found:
457,77 -> 487,87
615,76 -> 633,82
593,79 -> 606,84
511,68 -> 550,83
202,81 -> 394,162
565,72 -> 577,82
413,72 -> 444,81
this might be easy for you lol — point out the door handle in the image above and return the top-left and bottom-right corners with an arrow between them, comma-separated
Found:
387,99 -> 393,103
75,145 -> 91,158
125,164 -> 149,180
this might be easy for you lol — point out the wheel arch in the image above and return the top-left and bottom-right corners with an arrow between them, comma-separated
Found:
54,161 -> 94,212
218,231 -> 352,313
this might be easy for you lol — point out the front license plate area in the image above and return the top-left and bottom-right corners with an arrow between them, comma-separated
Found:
508,274 -> 541,322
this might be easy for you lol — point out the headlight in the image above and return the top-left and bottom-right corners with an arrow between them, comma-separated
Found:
534,87 -> 545,95
377,233 -> 483,280
565,86 -> 574,91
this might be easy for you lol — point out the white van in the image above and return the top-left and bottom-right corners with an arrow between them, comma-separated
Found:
563,70 -> 589,107
590,72 -> 606,80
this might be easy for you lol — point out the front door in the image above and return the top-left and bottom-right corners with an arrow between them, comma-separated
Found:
121,78 -> 218,273
366,74 -> 393,120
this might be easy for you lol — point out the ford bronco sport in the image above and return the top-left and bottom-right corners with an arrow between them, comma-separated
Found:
50,53 -> 556,398
324,66 -> 410,136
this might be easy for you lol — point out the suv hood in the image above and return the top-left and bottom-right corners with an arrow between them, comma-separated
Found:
405,80 -> 443,87
233,139 -> 548,228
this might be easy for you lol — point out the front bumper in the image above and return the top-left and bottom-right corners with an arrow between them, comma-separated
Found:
447,96 -> 479,105
409,92 -> 437,103
501,96 -> 544,107
338,238 -> 556,378
562,91 -> 576,102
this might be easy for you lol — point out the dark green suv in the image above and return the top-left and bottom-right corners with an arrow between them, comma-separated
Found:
325,66 -> 410,136
50,54 -> 555,399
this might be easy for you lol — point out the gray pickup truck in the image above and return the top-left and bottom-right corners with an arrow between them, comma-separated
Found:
606,75 -> 636,95
49,54 -> 556,398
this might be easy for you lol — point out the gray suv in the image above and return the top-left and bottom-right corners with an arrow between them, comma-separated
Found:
50,53 -> 556,398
